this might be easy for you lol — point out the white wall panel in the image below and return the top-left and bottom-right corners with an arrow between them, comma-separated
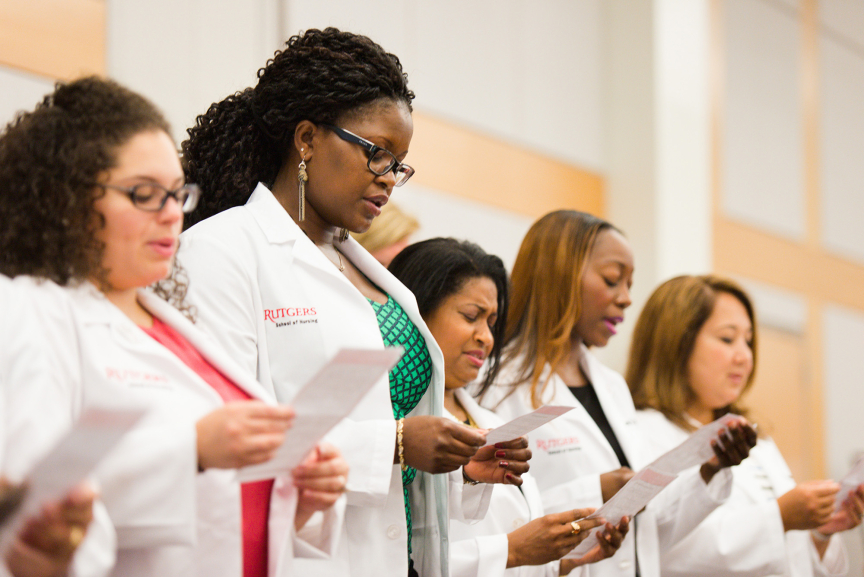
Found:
819,0 -> 864,49
283,0 -> 414,70
108,0 -> 280,143
819,35 -> 864,264
722,0 -> 806,240
394,183 -> 532,270
518,0 -> 604,170
285,0 -> 606,171
0,67 -> 54,127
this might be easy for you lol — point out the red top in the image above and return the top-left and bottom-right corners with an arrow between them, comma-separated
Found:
141,317 -> 273,577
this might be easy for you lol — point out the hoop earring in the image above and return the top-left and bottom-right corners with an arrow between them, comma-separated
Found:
338,228 -> 349,243
297,152 -> 308,222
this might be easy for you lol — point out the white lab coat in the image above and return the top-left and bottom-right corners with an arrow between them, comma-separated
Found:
478,345 -> 733,577
0,275 -> 116,577
635,408 -> 848,577
3,277 -> 337,577
448,388 -> 561,577
179,182 -> 490,577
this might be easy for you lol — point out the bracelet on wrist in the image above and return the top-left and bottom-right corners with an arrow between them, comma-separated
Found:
397,418 -> 406,472
811,529 -> 831,542
462,468 -> 480,485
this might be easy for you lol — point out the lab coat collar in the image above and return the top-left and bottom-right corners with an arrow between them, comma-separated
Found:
578,343 -> 640,466
66,281 -> 273,404
245,182 -> 300,245
453,387 -> 501,430
137,290 -> 274,403
245,182 -> 355,283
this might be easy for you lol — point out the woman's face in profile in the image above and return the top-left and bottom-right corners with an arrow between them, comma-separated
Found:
304,100 -> 413,234
574,229 -> 634,348
92,129 -> 185,292
424,276 -> 498,391
686,292 -> 754,414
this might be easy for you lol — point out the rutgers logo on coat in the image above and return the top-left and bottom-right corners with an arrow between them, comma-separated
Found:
535,436 -> 582,454
264,306 -> 318,328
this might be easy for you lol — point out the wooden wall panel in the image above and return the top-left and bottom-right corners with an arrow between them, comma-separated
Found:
411,112 -> 605,220
0,0 -> 105,80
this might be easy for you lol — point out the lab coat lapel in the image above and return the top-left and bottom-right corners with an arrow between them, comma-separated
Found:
339,236 -> 446,398
245,182 -> 350,283
137,290 -> 274,404
580,345 -> 640,467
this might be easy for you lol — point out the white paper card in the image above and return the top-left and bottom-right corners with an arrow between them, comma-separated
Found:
648,413 -> 739,475
26,406 -> 147,507
835,457 -> 864,510
482,405 -> 573,447
565,467 -> 676,558
237,347 -> 403,482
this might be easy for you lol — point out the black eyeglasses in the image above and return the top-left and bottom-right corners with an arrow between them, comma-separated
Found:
96,182 -> 201,213
320,124 -> 415,187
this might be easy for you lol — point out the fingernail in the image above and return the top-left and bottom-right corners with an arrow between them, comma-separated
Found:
495,450 -> 506,458
505,473 -> 515,482
495,442 -> 506,449
498,461 -> 510,468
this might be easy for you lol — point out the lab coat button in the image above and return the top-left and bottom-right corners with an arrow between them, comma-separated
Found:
386,525 -> 400,539
512,518 -> 525,529
619,560 -> 632,569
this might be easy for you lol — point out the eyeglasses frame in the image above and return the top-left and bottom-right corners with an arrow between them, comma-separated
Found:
319,123 -> 415,186
94,182 -> 201,213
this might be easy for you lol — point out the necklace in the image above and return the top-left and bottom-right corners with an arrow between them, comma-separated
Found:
300,228 -> 345,273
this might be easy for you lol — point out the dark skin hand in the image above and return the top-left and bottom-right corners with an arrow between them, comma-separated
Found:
506,508 -> 604,568
559,516 -> 630,574
6,483 -> 95,577
699,419 -> 758,484
464,437 -> 532,486
399,415 -> 487,474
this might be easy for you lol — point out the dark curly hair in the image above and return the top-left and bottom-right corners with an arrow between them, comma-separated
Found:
182,27 -> 415,228
0,77 -> 190,310
388,238 -> 510,396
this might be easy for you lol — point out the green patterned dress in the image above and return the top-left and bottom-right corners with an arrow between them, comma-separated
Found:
368,294 -> 433,559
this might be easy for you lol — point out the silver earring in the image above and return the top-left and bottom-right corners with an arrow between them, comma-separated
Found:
297,154 -> 308,222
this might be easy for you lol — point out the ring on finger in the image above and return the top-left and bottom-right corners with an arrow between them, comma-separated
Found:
570,521 -> 581,535
68,526 -> 85,548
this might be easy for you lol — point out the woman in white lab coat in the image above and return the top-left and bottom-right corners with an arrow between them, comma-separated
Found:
0,77 -> 348,577
389,238 -> 630,577
179,28 -> 531,577
0,275 -> 105,577
479,211 -> 758,577
626,274 -> 864,577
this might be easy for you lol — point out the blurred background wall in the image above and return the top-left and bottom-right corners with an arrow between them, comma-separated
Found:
3,0 -> 864,568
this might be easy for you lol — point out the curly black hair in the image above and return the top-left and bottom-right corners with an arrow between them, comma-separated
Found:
182,27 -> 415,228
388,238 -> 510,396
0,77 -> 190,308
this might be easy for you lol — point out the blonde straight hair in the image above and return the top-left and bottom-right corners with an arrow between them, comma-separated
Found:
626,275 -> 758,432
497,210 -> 617,409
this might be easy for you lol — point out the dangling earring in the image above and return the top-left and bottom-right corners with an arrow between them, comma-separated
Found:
338,228 -> 349,242
297,151 -> 308,222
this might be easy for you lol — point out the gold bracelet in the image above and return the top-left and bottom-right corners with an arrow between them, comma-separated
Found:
397,418 -> 406,472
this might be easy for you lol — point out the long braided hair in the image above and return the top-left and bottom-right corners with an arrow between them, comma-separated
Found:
182,27 -> 414,228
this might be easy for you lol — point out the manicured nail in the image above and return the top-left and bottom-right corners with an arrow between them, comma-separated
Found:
495,450 -> 506,458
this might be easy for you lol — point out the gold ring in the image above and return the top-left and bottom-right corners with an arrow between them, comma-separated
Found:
570,521 -> 581,535
68,526 -> 85,548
